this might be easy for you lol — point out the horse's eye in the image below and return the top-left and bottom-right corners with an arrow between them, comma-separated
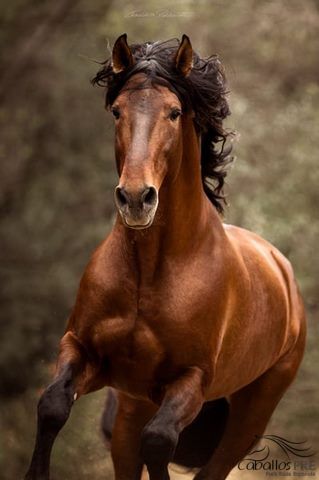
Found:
111,107 -> 120,120
169,109 -> 182,121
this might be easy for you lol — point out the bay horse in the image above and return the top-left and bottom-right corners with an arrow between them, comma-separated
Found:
25,34 -> 306,480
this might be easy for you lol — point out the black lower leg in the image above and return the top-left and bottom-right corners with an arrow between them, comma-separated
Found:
140,412 -> 179,480
140,367 -> 205,480
25,364 -> 75,480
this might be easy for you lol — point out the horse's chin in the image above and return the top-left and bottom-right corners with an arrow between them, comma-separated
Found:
122,215 -> 155,230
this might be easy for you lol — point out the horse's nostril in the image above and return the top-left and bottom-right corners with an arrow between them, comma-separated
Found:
115,187 -> 129,207
142,186 -> 157,206
115,185 -> 157,211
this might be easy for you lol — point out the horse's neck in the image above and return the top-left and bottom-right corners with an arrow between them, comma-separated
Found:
114,121 -> 225,280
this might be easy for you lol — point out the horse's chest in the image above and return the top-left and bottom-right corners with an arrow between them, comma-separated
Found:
86,266 -> 215,396
90,286 -> 196,393
92,313 -> 169,395
94,273 -> 210,351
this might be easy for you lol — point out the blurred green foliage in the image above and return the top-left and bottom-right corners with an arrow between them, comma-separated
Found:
0,0 -> 318,478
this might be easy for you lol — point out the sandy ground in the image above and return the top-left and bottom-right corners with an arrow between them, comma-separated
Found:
157,464 -> 318,479
142,465 -> 319,480
139,464 -> 266,479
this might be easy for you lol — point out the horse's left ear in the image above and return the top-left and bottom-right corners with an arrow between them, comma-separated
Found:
112,33 -> 135,74
175,34 -> 193,76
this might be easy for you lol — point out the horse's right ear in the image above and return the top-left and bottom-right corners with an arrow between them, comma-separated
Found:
175,34 -> 193,77
111,33 -> 135,74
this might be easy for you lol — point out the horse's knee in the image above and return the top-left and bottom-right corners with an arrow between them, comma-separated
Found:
141,422 -> 178,467
37,375 -> 74,433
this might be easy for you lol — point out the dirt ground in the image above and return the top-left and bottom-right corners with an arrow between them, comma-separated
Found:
168,467 -> 318,479
140,464 -> 266,479
156,464 -> 319,479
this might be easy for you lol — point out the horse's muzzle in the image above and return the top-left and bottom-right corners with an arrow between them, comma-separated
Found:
114,185 -> 158,229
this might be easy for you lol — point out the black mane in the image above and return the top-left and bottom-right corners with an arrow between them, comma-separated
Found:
92,37 -> 233,214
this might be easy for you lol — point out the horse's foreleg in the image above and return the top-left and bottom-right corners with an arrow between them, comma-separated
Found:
24,331 -> 88,480
141,366 -> 206,480
110,392 -> 157,480
194,329 -> 306,480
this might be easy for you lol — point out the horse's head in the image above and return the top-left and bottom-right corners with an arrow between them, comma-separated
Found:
110,34 -> 193,229
93,34 -> 232,228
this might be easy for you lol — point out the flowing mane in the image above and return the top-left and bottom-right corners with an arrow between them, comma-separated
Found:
92,37 -> 233,213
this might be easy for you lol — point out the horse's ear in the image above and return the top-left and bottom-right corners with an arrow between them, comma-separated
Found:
175,34 -> 193,76
112,33 -> 134,74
